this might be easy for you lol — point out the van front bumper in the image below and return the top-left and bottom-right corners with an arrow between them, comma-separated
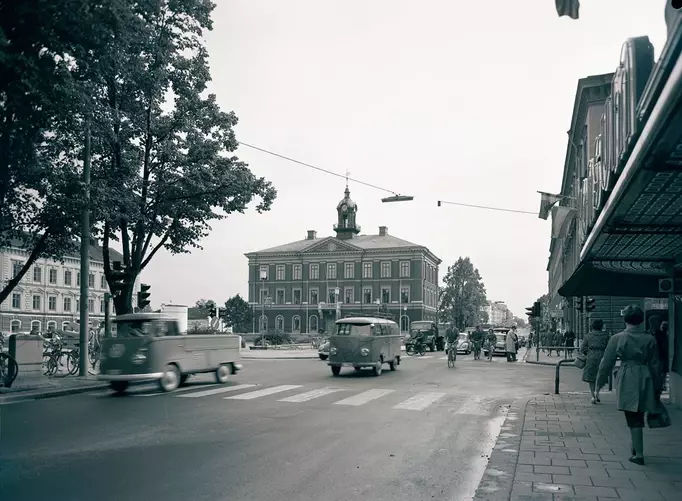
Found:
98,372 -> 164,382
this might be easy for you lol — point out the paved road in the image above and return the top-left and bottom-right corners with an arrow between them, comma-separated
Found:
0,350 -> 583,501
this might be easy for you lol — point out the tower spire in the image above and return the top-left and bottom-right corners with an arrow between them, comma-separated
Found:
345,170 -> 350,191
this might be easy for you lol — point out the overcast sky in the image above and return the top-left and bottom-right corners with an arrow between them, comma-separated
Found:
142,0 -> 668,317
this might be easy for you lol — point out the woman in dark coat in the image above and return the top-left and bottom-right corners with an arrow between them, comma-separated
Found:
597,305 -> 663,466
580,319 -> 609,404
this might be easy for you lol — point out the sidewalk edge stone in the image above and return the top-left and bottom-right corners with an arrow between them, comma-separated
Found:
473,396 -> 530,501
0,383 -> 110,404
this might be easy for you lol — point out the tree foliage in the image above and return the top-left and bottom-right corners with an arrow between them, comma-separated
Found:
55,0 -> 279,314
438,257 -> 488,330
222,294 -> 252,333
0,0 -> 91,304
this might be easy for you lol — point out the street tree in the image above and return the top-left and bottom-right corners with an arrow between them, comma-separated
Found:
222,294 -> 252,333
70,0 -> 278,314
438,257 -> 488,330
188,299 -> 217,319
0,0 -> 94,304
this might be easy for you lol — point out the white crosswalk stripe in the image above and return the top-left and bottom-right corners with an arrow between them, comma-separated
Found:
225,384 -> 303,400
278,387 -> 344,403
333,389 -> 395,406
178,384 -> 258,398
392,392 -> 446,411
453,395 -> 488,416
439,356 -> 448,360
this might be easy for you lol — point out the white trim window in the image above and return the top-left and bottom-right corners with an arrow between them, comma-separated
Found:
276,265 -> 285,280
293,264 -> 302,280
344,262 -> 354,279
362,262 -> 372,278
309,264 -> 319,280
400,261 -> 410,278
381,262 -> 391,278
327,263 -> 337,280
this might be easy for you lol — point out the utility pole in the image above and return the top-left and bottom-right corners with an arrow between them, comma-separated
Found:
79,119 -> 91,376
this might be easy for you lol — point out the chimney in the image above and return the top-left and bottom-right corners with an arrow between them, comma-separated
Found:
307,230 -> 317,240
379,226 -> 388,236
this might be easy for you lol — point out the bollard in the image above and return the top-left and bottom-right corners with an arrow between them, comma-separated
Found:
555,358 -> 575,394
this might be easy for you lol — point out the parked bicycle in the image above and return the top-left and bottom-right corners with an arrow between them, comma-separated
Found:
0,333 -> 19,387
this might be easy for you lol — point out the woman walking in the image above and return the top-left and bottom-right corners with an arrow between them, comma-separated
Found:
579,320 -> 610,404
597,305 -> 663,465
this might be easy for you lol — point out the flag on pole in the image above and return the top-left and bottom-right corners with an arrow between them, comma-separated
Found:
538,191 -> 564,220
555,0 -> 580,20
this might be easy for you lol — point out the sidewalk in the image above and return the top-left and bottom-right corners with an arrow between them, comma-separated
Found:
475,391 -> 682,500
524,347 -> 576,365
0,375 -> 108,404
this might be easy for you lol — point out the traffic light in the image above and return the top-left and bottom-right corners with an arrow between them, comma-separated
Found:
437,200 -> 441,207
208,306 -> 217,318
109,261 -> 126,297
575,297 -> 584,311
585,297 -> 596,311
137,284 -> 151,310
532,301 -> 542,318
525,306 -> 534,318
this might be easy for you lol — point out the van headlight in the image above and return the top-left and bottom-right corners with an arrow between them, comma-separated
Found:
330,347 -> 337,355
360,348 -> 369,356
132,348 -> 148,365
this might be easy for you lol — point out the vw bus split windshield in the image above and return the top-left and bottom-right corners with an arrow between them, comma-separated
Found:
336,323 -> 372,336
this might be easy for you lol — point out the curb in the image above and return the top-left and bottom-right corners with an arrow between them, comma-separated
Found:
0,382 -> 110,405
473,396 -> 531,501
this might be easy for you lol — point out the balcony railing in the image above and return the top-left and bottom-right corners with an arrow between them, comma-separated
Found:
333,224 -> 361,232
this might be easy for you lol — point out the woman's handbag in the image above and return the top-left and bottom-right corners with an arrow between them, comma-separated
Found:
573,353 -> 586,369
647,399 -> 671,429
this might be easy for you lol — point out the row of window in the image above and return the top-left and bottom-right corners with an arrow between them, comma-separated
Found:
8,292 -> 107,314
7,319 -> 73,333
258,314 -> 412,332
261,261 -> 412,281
11,262 -> 109,289
259,286 -> 411,305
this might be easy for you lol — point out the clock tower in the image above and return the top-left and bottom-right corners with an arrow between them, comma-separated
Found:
334,184 -> 360,240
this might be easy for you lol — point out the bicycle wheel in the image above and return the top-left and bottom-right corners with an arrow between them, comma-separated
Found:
447,353 -> 455,368
406,345 -> 416,356
417,345 -> 426,356
67,351 -> 79,375
0,353 -> 19,387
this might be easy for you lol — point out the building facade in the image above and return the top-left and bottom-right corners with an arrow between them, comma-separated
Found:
486,301 -> 512,326
0,239 -> 127,334
245,186 -> 442,334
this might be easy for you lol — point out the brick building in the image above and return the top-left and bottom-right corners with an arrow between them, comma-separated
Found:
245,186 -> 441,334
0,238 -> 128,334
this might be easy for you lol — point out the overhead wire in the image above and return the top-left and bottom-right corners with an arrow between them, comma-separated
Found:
237,141 -> 538,216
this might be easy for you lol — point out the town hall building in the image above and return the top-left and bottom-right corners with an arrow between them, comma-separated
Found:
245,186 -> 441,334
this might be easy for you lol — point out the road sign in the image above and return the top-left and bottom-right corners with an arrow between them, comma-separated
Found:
210,317 -> 220,329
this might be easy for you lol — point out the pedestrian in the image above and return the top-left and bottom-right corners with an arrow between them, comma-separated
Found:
486,328 -> 496,361
553,330 -> 563,357
596,305 -> 664,466
649,316 -> 669,391
579,319 -> 609,404
505,325 -> 518,362
563,330 -> 576,357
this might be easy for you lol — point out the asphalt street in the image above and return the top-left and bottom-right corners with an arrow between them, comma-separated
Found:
0,349 -> 584,501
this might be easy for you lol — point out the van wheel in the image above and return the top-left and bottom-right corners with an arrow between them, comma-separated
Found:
215,365 -> 230,384
372,360 -> 383,376
388,358 -> 397,371
159,364 -> 181,392
110,381 -> 129,394
331,366 -> 341,376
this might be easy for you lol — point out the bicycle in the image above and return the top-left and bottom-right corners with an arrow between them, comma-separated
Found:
406,341 -> 426,356
447,341 -> 457,368
0,334 -> 19,388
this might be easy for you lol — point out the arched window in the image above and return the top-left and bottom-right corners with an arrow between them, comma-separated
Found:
47,321 -> 57,332
62,321 -> 71,331
309,315 -> 318,333
275,315 -> 284,332
259,315 -> 267,333
10,319 -> 21,332
400,315 -> 410,333
30,320 -> 41,333
292,315 -> 301,333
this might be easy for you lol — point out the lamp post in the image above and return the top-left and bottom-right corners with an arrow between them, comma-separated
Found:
260,269 -> 267,347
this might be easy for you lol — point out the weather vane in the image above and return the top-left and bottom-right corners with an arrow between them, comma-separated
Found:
345,170 -> 350,188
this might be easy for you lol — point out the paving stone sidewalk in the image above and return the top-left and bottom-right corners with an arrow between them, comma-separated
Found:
475,392 -> 682,500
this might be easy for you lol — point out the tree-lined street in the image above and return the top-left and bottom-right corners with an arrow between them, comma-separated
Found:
0,353 -> 580,501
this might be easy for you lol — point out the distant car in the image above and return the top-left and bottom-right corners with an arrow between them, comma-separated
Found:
517,335 -> 527,348
318,339 -> 330,360
445,332 -> 471,355
484,329 -> 509,357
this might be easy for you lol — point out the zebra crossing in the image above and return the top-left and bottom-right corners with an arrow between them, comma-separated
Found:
89,381 -> 493,415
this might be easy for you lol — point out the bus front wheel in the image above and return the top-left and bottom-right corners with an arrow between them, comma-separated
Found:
331,366 -> 341,376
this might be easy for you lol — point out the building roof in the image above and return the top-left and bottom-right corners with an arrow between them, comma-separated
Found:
246,232 -> 441,263
3,236 -> 124,263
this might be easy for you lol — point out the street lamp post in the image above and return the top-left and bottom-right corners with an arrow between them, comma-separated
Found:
260,269 -> 267,347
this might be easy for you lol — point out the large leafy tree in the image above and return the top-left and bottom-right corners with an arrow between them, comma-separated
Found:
439,257 -> 488,330
222,294 -> 252,333
67,0 -> 277,314
0,0 -> 92,304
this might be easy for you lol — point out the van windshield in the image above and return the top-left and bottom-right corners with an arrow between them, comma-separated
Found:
336,323 -> 372,336
113,321 -> 152,337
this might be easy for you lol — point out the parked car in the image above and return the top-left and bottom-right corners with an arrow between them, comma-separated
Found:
318,339 -> 330,360
483,328 -> 509,357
